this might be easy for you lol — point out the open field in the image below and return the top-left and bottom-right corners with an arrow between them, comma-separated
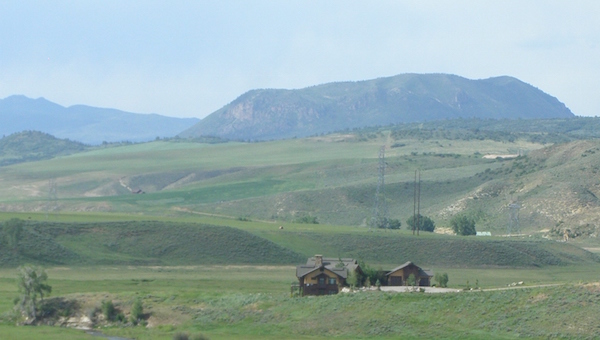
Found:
0,215 -> 598,338
1,265 -> 600,339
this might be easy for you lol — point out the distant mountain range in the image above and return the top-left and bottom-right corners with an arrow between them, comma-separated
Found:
0,95 -> 199,144
179,73 -> 574,141
2,74 -> 575,144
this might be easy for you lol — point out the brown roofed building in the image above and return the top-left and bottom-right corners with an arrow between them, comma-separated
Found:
296,255 -> 361,296
386,261 -> 433,286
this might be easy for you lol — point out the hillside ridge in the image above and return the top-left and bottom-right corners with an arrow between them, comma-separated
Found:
0,220 -> 596,267
3,121 -> 600,240
0,130 -> 86,166
180,73 -> 573,140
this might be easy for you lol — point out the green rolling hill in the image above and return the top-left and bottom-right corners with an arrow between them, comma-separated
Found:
0,219 -> 597,268
1,126 -> 600,235
0,130 -> 87,166
1,119 -> 600,262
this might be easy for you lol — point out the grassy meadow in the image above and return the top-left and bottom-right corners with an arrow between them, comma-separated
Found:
0,214 -> 599,338
1,129 -> 600,338
1,265 -> 600,339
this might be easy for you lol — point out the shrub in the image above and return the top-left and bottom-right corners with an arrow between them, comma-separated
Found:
2,218 -> 24,251
357,260 -> 387,287
434,272 -> 449,287
295,216 -> 318,224
346,269 -> 359,288
387,218 -> 402,230
101,300 -> 116,321
86,306 -> 99,320
173,333 -> 210,340
450,214 -> 476,236
374,218 -> 401,229
406,214 -> 435,232
173,333 -> 189,340
130,298 -> 143,324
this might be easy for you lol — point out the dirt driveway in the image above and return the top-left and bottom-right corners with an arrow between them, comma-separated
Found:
380,286 -> 461,293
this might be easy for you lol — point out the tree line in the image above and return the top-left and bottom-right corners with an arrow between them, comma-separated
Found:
374,213 -> 476,236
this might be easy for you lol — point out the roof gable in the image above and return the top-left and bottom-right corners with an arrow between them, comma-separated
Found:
297,256 -> 360,279
386,261 -> 433,278
387,261 -> 414,275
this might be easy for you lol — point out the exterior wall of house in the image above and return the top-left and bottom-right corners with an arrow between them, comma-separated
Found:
300,268 -> 343,296
302,268 -> 340,285
419,277 -> 431,286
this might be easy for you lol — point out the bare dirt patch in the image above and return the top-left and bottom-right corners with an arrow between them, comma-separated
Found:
482,154 -> 519,159
529,293 -> 549,303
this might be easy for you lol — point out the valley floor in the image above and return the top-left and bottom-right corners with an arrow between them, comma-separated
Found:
1,265 -> 600,339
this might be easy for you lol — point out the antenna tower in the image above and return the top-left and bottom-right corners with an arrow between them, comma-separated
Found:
371,146 -> 388,230
507,201 -> 521,235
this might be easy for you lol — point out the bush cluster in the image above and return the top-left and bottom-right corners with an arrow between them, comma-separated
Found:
450,214 -> 476,236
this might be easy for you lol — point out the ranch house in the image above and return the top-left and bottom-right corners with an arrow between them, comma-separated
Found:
295,255 -> 361,296
386,261 -> 433,286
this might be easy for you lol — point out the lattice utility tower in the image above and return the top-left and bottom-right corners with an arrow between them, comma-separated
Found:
46,179 -> 58,219
371,146 -> 388,230
413,169 -> 421,235
507,201 -> 521,235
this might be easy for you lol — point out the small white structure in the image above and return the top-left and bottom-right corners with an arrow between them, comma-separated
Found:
476,231 -> 492,236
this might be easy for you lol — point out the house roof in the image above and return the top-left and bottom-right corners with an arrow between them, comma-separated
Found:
422,269 -> 434,277
306,257 -> 358,268
296,256 -> 360,279
296,265 -> 349,279
386,261 -> 434,278
388,261 -> 414,274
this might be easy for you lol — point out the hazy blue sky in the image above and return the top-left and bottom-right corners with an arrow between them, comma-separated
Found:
1,1 -> 598,118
